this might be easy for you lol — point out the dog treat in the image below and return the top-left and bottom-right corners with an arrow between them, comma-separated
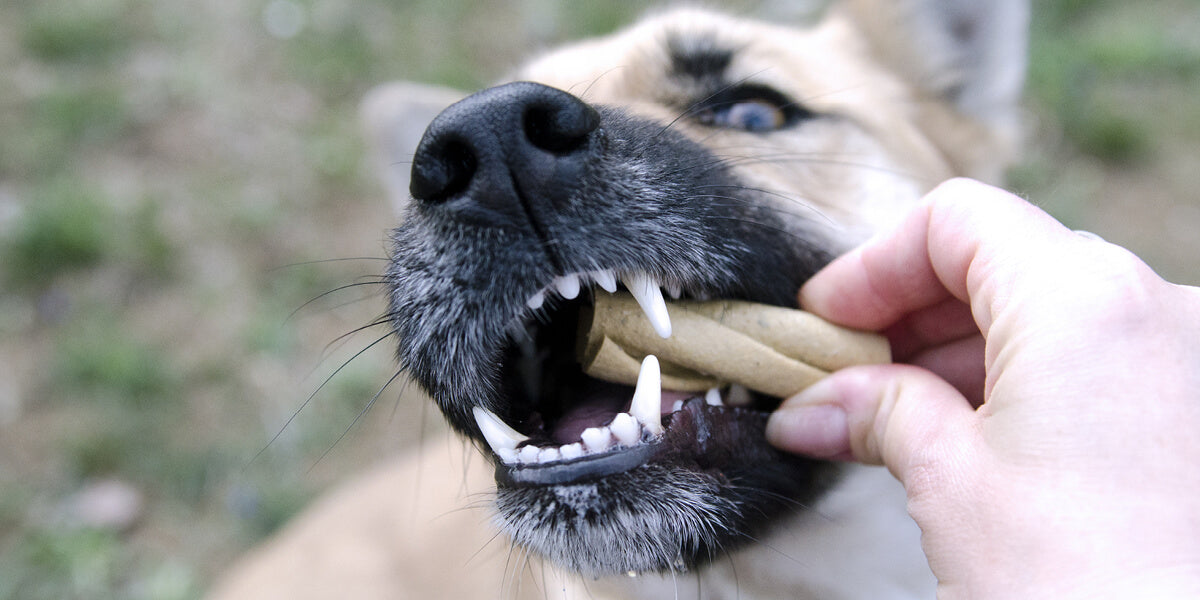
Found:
578,292 -> 890,398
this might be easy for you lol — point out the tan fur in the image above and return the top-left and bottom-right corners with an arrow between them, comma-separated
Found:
208,4 -> 1024,598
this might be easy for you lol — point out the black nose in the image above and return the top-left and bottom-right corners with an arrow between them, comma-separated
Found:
409,82 -> 601,223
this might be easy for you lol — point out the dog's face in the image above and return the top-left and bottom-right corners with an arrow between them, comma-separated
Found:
383,2 -> 1025,579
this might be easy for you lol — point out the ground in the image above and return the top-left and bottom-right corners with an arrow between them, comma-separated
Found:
0,1 -> 1197,598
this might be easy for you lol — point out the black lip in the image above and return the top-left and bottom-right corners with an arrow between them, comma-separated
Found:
496,441 -> 661,486
493,397 -> 777,488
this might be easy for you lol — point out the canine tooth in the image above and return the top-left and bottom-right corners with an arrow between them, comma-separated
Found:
581,426 -> 613,453
705,387 -> 722,407
526,290 -> 546,310
592,269 -> 618,293
727,384 -> 752,407
472,407 -> 530,456
610,412 -> 640,446
624,273 -> 671,338
560,442 -> 584,460
537,447 -> 561,463
554,274 -> 581,299
630,355 -> 664,436
518,445 -> 541,463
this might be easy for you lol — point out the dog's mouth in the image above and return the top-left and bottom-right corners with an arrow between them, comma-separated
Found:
473,268 -> 781,486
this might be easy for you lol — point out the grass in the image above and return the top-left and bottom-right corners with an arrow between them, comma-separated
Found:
0,1 -> 1195,599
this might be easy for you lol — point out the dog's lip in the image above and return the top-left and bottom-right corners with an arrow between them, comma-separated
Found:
494,397 -> 757,486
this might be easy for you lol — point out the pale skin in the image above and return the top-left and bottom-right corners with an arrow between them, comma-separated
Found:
766,179 -> 1200,598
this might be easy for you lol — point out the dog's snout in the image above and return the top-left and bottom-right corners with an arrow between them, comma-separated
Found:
409,82 -> 600,219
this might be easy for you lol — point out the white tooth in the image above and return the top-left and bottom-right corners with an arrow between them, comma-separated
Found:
526,290 -> 546,310
672,399 -> 684,413
705,387 -> 723,407
630,355 -> 664,436
537,447 -> 561,463
665,282 -> 682,300
554,274 -> 580,299
581,426 -> 613,453
727,384 -> 752,407
560,442 -> 584,460
472,407 -> 530,456
610,412 -> 640,446
518,445 -> 541,463
497,448 -> 518,464
592,269 -> 618,293
624,273 -> 672,338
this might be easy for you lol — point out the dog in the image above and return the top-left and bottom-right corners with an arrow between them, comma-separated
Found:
209,1 -> 1027,598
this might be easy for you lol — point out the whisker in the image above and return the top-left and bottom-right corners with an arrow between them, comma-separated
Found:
285,279 -> 389,324
307,366 -> 407,472
249,331 -> 395,466
267,256 -> 390,273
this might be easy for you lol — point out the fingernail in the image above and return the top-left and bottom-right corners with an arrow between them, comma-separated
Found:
766,403 -> 848,459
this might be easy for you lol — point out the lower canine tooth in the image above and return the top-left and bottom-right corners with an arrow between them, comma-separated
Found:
473,407 -> 530,455
630,355 -> 664,436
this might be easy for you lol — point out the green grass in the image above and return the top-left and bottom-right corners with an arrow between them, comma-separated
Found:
3,179 -> 113,290
21,0 -> 133,64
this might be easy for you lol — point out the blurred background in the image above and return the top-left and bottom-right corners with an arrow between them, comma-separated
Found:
0,0 -> 1196,598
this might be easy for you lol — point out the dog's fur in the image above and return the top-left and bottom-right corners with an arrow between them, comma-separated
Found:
209,2 -> 1027,598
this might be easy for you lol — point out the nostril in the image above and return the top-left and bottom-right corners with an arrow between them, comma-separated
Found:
523,102 -> 600,154
410,138 -> 477,203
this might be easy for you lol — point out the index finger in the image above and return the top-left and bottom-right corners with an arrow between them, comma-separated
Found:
799,178 -> 1075,338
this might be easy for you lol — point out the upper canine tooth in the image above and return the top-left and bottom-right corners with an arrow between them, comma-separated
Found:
472,407 -> 530,455
630,355 -> 664,436
554,274 -> 581,299
623,273 -> 672,338
591,269 -> 618,293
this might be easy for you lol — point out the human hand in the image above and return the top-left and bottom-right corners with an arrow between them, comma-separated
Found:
767,179 -> 1200,598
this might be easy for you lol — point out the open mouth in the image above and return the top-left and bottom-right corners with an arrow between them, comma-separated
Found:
472,268 -> 780,486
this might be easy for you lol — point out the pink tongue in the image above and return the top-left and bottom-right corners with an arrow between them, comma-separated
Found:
660,390 -> 694,413
549,389 -> 698,445
550,402 -> 618,445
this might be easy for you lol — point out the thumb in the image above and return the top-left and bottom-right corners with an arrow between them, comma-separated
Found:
766,365 -> 979,483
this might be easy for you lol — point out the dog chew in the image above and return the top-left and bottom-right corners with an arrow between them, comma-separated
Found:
578,292 -> 890,398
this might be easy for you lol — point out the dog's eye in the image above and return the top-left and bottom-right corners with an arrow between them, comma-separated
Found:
693,85 -> 810,132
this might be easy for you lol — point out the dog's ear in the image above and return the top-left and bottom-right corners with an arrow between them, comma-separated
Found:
840,0 -> 1028,127
833,0 -> 1029,181
361,82 -> 465,214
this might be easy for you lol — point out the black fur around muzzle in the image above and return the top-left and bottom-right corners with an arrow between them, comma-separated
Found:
386,82 -> 840,575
